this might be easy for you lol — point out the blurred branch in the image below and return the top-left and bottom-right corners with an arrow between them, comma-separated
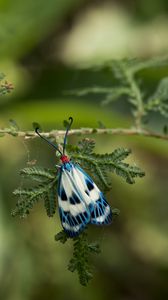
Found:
0,127 -> 167,140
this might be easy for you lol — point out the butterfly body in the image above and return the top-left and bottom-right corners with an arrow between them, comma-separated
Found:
58,155 -> 112,237
35,117 -> 112,238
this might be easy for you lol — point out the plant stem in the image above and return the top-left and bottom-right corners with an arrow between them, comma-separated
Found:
0,127 -> 167,140
124,69 -> 144,128
129,78 -> 144,128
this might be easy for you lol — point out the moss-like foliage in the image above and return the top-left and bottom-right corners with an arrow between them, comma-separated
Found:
12,138 -> 144,285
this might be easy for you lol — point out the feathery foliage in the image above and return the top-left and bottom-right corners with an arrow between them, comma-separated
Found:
67,56 -> 168,128
67,139 -> 145,190
12,167 -> 57,218
68,232 -> 100,286
55,206 -> 120,286
56,230 -> 100,286
145,77 -> 168,118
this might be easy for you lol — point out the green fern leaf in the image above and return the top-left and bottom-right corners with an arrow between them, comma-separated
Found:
12,185 -> 47,217
78,138 -> 95,155
12,167 -> 58,218
55,230 -> 69,244
68,231 -> 97,286
44,183 -> 57,217
106,148 -> 131,163
20,167 -> 56,182
145,77 -> 168,118
68,142 -> 145,189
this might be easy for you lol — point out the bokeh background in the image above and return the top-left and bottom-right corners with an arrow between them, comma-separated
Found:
0,0 -> 168,299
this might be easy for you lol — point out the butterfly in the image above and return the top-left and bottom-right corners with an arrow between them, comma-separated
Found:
35,117 -> 112,237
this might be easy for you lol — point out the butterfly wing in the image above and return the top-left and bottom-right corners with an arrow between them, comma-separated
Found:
58,163 -> 90,237
58,162 -> 112,238
73,164 -> 112,225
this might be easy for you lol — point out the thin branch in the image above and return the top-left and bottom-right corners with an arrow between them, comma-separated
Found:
0,127 -> 167,140
120,62 -> 144,128
128,77 -> 144,128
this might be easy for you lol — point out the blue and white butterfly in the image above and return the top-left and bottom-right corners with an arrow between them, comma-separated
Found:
35,117 -> 112,237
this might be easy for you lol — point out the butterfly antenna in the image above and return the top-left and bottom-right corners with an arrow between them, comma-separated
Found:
63,117 -> 73,154
35,128 -> 62,155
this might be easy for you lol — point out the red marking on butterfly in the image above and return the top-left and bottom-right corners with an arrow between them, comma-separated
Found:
60,155 -> 70,163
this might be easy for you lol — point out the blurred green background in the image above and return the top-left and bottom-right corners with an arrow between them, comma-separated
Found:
0,0 -> 168,299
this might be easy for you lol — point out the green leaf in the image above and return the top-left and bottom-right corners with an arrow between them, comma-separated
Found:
68,231 -> 96,286
101,86 -> 132,106
20,167 -> 56,182
12,185 -> 47,217
107,147 -> 131,163
112,207 -> 120,216
88,242 -> 101,254
78,138 -> 95,155
12,167 -> 58,218
55,229 -> 101,285
126,56 -> 168,74
145,77 -> 168,118
55,230 -> 69,244
66,85 -> 132,106
44,184 -> 57,217
68,142 -> 145,190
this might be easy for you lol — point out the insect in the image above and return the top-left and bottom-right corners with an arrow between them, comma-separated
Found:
35,117 -> 112,237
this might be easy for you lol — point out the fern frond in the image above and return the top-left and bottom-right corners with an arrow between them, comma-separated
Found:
68,140 -> 145,189
65,57 -> 168,127
12,167 -> 58,218
20,167 -> 56,182
78,138 -> 95,155
68,231 -> 99,286
55,230 -> 69,244
106,147 -> 131,163
108,162 -> 144,184
126,56 -> 168,74
12,185 -> 47,217
67,86 -> 132,105
85,56 -> 168,75
145,77 -> 168,118
44,183 -> 57,217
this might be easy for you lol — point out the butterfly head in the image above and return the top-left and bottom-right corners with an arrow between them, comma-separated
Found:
35,117 -> 73,161
60,155 -> 70,164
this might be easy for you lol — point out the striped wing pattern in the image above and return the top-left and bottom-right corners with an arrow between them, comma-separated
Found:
58,162 -> 112,237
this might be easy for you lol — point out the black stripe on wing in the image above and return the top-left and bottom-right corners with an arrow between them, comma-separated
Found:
59,207 -> 90,237
90,193 -> 112,225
